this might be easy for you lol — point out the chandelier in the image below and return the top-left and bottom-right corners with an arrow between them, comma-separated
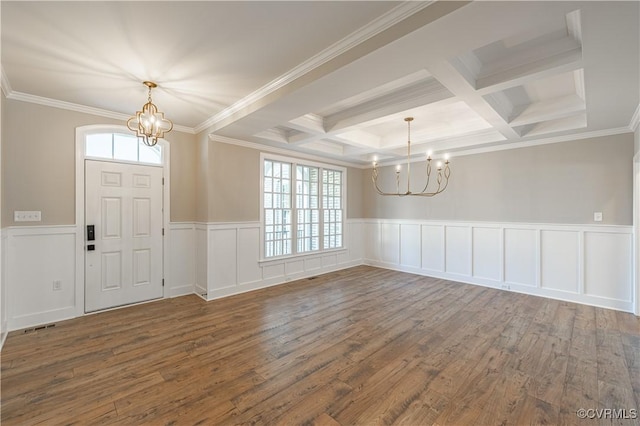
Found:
372,117 -> 451,196
127,81 -> 173,147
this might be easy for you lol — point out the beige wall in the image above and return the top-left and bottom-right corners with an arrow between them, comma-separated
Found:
208,141 -> 261,222
165,129 -> 196,222
1,99 -> 197,226
199,139 -> 364,222
347,167 -> 364,219
363,133 -> 634,225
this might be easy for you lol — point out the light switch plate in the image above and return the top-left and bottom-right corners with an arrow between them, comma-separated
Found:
594,212 -> 603,222
14,211 -> 41,222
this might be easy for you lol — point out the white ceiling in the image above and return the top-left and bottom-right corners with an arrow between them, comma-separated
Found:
2,1 -> 639,166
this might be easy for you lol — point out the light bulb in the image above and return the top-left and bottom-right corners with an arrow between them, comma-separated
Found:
444,153 -> 450,161
427,150 -> 433,158
437,161 -> 442,169
396,164 -> 401,172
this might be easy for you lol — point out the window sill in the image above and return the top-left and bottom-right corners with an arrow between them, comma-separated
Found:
259,247 -> 347,266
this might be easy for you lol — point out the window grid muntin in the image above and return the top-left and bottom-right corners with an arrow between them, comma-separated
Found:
296,165 -> 320,253
264,160 -> 292,257
322,169 -> 343,250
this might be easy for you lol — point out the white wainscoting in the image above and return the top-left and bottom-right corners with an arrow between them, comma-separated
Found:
4,223 -> 199,332
168,223 -> 196,297
195,220 -> 363,301
1,228 -> 8,348
6,226 -> 78,331
363,219 -> 634,313
3,219 -> 634,332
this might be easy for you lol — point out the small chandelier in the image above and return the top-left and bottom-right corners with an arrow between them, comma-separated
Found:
372,117 -> 451,197
127,81 -> 173,147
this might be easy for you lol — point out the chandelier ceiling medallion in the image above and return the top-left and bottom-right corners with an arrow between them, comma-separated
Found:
127,81 -> 173,147
372,117 -> 451,197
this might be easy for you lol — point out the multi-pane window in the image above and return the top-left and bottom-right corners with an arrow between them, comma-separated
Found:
296,165 -> 319,253
85,133 -> 162,164
263,157 -> 344,259
263,161 -> 292,257
323,169 -> 343,249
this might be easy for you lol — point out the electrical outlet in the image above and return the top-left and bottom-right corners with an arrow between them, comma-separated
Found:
14,211 -> 41,222
594,212 -> 603,222
53,280 -> 62,291
501,284 -> 511,290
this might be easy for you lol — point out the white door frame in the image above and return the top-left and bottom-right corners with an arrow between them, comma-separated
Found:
75,125 -> 171,317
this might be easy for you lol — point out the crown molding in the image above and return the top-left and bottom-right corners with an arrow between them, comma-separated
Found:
449,126 -> 633,159
4,90 -> 195,134
194,1 -> 434,134
630,103 -> 640,132
211,126 -> 635,171
209,134 -> 361,169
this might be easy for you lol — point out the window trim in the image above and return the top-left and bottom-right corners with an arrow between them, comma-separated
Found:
259,152 -> 347,262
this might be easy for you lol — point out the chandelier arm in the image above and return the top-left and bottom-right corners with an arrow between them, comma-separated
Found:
420,159 -> 432,194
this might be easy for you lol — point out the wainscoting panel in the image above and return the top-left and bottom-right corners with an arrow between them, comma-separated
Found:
400,224 -> 421,269
6,226 -> 78,330
584,231 -> 632,301
199,220 -> 363,301
445,226 -> 471,277
364,220 -> 634,312
541,230 -> 579,293
421,225 -> 444,272
364,222 -> 380,262
209,228 -> 238,291
168,223 -> 196,297
1,229 -> 8,348
472,227 -> 501,282
195,225 -> 208,297
238,227 -> 262,285
381,223 -> 400,265
504,228 -> 537,287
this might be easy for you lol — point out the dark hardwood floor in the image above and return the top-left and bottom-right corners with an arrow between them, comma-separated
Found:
1,266 -> 639,425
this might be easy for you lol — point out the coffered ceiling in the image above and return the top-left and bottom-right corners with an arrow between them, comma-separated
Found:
2,1 -> 639,166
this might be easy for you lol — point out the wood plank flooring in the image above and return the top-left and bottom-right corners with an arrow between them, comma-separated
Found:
2,266 -> 639,425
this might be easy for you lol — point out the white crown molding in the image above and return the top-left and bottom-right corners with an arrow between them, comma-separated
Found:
194,1 -> 434,134
5,90 -> 195,134
451,126 -> 633,159
209,134 -> 361,169
1,66 -> 13,98
213,126 -> 634,170
630,103 -> 640,131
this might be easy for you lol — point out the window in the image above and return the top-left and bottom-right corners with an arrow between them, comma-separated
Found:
263,156 -> 345,259
263,160 -> 292,257
323,169 -> 343,249
85,133 -> 163,165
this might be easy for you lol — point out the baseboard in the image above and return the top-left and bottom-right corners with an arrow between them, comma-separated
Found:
168,284 -> 194,298
1,325 -> 7,351
365,259 -> 634,313
203,260 -> 362,301
8,306 -> 77,332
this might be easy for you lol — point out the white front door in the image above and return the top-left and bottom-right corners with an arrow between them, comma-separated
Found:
85,160 -> 163,312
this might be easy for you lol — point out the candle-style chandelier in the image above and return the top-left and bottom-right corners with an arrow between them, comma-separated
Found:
372,117 -> 451,197
127,81 -> 173,147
